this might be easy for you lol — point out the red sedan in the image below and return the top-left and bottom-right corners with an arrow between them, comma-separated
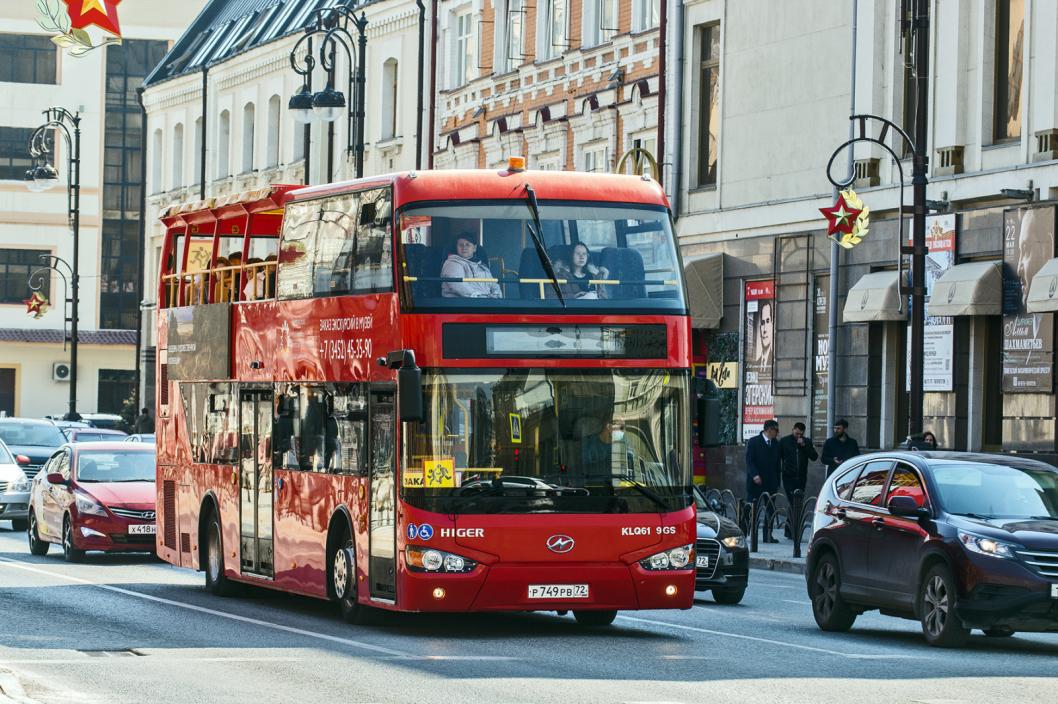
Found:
27,442 -> 156,561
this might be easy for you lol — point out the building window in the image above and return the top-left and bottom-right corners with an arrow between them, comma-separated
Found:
538,0 -> 567,60
381,59 -> 398,140
583,0 -> 617,46
0,34 -> 57,84
150,128 -> 163,193
218,110 -> 231,178
696,23 -> 720,187
172,123 -> 184,188
242,102 -> 256,173
583,144 -> 608,173
266,95 -> 281,168
0,368 -> 14,417
0,249 -> 49,304
632,0 -> 660,32
102,40 -> 167,330
97,369 -> 136,415
994,0 -> 1024,142
193,117 -> 204,184
499,0 -> 524,73
625,134 -> 657,176
0,127 -> 53,182
453,12 -> 474,88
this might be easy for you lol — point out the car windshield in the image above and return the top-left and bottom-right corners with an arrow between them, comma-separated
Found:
398,201 -> 685,313
74,432 -> 123,442
932,462 -> 1058,519
0,422 -> 65,447
402,369 -> 690,514
0,442 -> 14,464
76,451 -> 156,483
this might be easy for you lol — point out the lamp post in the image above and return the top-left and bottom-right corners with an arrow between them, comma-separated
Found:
288,6 -> 368,183
24,107 -> 82,421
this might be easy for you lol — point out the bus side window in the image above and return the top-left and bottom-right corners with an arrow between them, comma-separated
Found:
276,200 -> 321,299
353,188 -> 393,293
273,385 -> 300,470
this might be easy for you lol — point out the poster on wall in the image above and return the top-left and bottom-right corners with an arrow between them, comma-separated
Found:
812,277 -> 829,441
906,214 -> 957,391
742,280 -> 774,440
1002,206 -> 1056,393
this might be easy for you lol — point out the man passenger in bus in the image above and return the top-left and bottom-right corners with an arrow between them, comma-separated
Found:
581,418 -> 622,478
555,242 -> 609,299
440,235 -> 502,298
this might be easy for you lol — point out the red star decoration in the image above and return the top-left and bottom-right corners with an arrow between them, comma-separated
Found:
24,292 -> 49,319
63,0 -> 122,37
819,193 -> 862,237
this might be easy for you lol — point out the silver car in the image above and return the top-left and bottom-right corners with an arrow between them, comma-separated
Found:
0,439 -> 31,530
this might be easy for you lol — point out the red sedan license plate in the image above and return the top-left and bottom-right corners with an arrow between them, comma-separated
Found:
129,524 -> 156,535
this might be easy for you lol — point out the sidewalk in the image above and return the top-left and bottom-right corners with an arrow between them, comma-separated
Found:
746,528 -> 808,575
0,669 -> 37,704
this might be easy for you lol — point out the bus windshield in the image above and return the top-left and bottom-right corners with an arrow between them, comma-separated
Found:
398,201 -> 685,313
402,369 -> 691,514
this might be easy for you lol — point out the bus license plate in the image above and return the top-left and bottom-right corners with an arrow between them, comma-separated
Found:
129,524 -> 156,535
696,555 -> 709,568
528,584 -> 589,599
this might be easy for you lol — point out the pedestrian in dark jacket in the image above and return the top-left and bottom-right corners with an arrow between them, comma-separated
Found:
779,422 -> 818,499
746,419 -> 782,542
134,408 -> 154,434
821,419 -> 860,477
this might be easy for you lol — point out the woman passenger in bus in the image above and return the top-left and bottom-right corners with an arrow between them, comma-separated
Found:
440,236 -> 502,298
555,242 -> 609,299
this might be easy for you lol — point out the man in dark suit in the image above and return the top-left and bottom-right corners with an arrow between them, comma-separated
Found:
779,422 -> 818,500
746,419 -> 782,543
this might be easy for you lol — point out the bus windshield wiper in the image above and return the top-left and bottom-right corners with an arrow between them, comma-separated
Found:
613,474 -> 669,511
522,184 -> 565,306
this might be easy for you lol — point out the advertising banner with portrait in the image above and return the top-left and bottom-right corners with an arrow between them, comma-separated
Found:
742,280 -> 774,440
811,276 -> 829,441
1002,206 -> 1056,393
906,214 -> 956,391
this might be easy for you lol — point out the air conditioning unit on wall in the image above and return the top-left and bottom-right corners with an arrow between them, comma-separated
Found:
53,362 -> 71,382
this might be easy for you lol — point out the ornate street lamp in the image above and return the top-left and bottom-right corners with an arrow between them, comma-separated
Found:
26,107 -> 83,421
289,6 -> 368,181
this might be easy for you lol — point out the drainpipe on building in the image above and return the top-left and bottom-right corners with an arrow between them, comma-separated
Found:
200,67 -> 208,200
416,0 -> 426,170
826,0 -> 858,436
428,0 -> 438,169
666,0 -> 684,218
134,86 -> 149,413
656,0 -> 666,186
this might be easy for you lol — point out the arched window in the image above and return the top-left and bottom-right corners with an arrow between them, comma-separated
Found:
381,59 -> 398,140
151,128 -> 163,193
266,95 -> 281,167
217,110 -> 231,178
242,102 -> 256,173
172,123 -> 184,188
193,117 -> 203,185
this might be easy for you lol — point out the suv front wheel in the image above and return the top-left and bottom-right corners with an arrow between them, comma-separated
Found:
919,564 -> 970,647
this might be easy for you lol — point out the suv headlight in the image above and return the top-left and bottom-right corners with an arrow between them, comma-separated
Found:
405,546 -> 477,573
7,476 -> 29,493
958,531 -> 1017,559
722,535 -> 746,550
639,544 -> 694,570
74,491 -> 108,517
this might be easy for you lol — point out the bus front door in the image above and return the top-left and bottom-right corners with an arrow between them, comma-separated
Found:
239,387 -> 274,577
368,388 -> 396,600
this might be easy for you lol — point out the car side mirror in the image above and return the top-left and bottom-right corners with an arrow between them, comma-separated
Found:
888,495 -> 929,519
15,454 -> 30,466
46,472 -> 67,486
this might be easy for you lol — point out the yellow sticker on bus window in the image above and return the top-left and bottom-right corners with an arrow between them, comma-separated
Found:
509,413 -> 522,444
424,459 -> 455,488
403,466 -> 424,488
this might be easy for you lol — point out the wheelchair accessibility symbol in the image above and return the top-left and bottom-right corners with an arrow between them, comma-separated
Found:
407,523 -> 434,541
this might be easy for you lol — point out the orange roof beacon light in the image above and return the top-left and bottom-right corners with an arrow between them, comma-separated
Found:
507,155 -> 527,172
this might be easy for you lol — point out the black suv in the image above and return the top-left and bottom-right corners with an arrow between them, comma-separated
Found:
806,452 -> 1058,647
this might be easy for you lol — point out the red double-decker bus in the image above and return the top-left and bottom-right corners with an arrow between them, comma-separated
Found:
155,161 -> 703,625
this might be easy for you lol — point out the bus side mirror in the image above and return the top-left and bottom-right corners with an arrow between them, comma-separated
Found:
398,367 -> 424,422
694,378 -> 720,448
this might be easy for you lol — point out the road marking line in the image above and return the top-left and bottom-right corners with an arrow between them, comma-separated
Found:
782,599 -> 812,605
0,556 -> 408,658
615,614 -> 914,659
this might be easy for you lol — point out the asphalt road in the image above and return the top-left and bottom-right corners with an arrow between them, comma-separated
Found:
1,521 -> 1057,704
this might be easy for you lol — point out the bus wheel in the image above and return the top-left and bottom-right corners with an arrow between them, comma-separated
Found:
204,512 -> 240,597
573,610 -> 617,626
332,540 -> 371,625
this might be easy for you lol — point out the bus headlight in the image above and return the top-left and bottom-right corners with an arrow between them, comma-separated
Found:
406,546 -> 477,573
639,544 -> 694,571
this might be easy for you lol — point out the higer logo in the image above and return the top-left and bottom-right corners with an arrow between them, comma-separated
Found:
546,534 -> 575,553
439,528 -> 484,538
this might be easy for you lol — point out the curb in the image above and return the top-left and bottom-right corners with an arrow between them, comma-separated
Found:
0,669 -> 40,704
749,555 -> 806,575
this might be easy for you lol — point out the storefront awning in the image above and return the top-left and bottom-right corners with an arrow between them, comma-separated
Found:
927,261 -> 1002,316
684,253 -> 724,329
843,270 -> 905,323
1027,257 -> 1058,313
